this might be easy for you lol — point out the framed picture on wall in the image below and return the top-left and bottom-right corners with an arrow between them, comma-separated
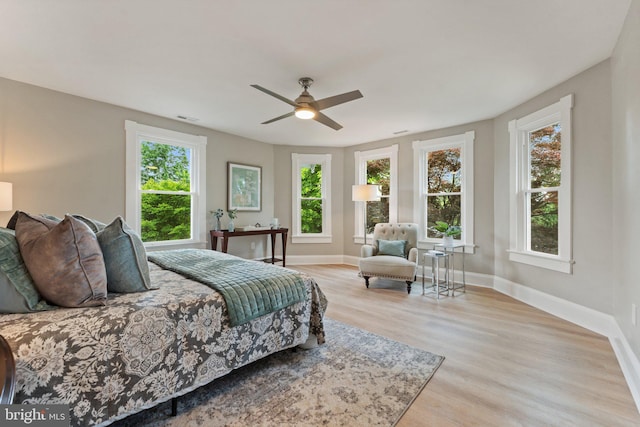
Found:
227,162 -> 262,211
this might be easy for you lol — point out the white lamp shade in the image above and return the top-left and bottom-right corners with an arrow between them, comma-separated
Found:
0,182 -> 12,211
352,184 -> 381,202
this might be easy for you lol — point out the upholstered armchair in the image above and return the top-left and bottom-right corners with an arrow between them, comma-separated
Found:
358,223 -> 419,293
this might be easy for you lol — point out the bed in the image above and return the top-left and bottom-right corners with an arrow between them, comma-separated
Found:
0,249 -> 327,426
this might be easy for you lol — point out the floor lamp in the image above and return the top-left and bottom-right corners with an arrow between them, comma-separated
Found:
352,184 -> 381,246
0,182 -> 12,212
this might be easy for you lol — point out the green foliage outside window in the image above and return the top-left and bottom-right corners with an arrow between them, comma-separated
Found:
366,158 -> 390,233
528,124 -> 561,254
140,141 -> 191,242
426,148 -> 462,238
300,165 -> 323,233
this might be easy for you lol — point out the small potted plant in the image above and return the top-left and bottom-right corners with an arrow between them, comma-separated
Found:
227,209 -> 238,232
430,221 -> 461,246
211,208 -> 224,231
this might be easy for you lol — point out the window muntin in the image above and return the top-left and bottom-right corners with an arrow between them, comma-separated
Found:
365,157 -> 391,233
354,145 -> 398,241
125,121 -> 207,248
300,163 -> 323,234
426,148 -> 462,239
527,123 -> 561,255
292,153 -> 331,243
508,94 -> 573,273
140,141 -> 192,242
413,132 -> 474,248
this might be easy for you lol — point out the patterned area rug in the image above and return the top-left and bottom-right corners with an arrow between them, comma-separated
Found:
112,318 -> 444,427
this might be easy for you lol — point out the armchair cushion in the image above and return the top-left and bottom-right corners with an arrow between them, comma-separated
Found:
377,239 -> 407,258
359,255 -> 417,281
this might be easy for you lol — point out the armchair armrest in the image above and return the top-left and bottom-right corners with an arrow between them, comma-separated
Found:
361,244 -> 376,258
408,247 -> 418,263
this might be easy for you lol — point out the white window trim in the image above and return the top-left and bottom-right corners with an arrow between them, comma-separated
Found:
412,131 -> 475,251
125,120 -> 207,248
507,94 -> 573,273
353,144 -> 398,244
291,153 -> 332,244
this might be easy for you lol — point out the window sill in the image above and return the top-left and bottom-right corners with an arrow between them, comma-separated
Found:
292,235 -> 332,244
144,240 -> 208,251
353,235 -> 373,245
507,250 -> 574,274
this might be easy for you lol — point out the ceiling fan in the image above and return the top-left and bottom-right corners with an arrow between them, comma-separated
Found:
251,77 -> 363,130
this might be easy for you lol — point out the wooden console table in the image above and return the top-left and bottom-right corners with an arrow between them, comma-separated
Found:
210,228 -> 288,267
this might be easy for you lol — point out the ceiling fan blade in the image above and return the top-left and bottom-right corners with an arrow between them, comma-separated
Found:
251,84 -> 297,107
261,111 -> 294,124
313,112 -> 343,130
314,90 -> 363,111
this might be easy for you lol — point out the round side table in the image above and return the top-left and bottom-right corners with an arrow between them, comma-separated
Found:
0,334 -> 16,404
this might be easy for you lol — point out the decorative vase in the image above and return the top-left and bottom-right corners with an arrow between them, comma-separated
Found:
443,235 -> 454,246
214,218 -> 221,231
228,220 -> 235,232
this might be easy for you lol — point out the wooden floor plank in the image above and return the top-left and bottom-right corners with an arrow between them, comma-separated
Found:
292,264 -> 640,427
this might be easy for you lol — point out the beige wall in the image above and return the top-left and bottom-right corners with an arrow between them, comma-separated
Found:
0,77 -> 275,259
612,0 -> 640,358
493,59 -> 613,313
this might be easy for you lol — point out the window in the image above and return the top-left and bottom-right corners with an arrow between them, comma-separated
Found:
413,131 -> 474,248
291,153 -> 332,243
508,94 -> 573,273
354,145 -> 398,243
125,120 -> 207,247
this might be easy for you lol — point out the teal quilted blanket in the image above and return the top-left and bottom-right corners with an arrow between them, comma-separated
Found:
148,249 -> 306,326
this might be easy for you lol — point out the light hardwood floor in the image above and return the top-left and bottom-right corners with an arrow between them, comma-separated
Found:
291,264 -> 640,427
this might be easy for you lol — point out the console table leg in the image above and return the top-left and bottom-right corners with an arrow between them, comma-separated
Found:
282,232 -> 288,267
270,234 -> 276,264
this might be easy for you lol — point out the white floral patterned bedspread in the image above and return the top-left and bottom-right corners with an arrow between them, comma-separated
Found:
0,263 -> 327,426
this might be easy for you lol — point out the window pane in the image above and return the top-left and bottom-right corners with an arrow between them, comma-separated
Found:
426,195 -> 461,238
529,191 -> 558,255
529,123 -> 561,188
366,198 -> 390,233
367,158 -> 390,196
141,141 -> 191,191
141,193 -> 191,242
301,199 -> 323,233
427,149 -> 461,193
300,164 -> 322,198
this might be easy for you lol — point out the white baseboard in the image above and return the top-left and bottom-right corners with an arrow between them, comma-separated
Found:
286,254 -> 640,412
492,275 -> 640,412
609,324 -> 640,411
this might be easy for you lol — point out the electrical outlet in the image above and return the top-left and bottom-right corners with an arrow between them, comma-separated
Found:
633,303 -> 637,326
250,242 -> 256,250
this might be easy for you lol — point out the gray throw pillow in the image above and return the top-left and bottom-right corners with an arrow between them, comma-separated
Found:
5,210 -> 19,230
72,214 -> 107,233
15,212 -> 107,308
0,227 -> 53,313
97,216 -> 155,293
377,239 -> 407,258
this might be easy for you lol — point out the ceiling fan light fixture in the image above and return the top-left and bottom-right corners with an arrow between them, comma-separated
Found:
295,105 -> 316,120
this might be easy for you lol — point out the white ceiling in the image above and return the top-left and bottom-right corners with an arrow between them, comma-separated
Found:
0,0 -> 631,147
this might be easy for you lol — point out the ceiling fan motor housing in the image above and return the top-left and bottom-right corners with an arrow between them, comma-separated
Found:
298,77 -> 314,89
